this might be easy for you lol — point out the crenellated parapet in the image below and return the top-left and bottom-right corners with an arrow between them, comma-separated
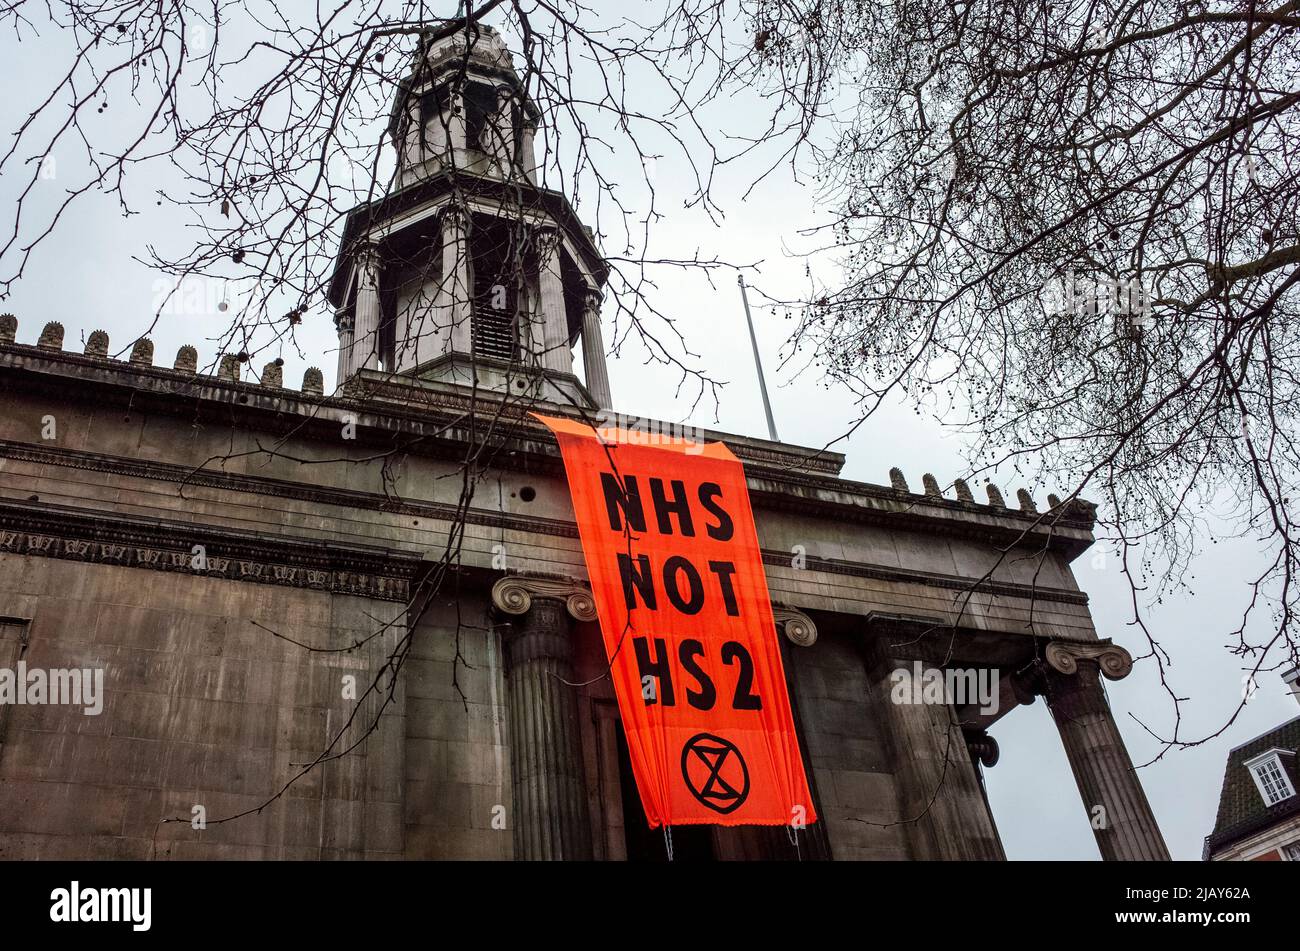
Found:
0,315 -> 328,397
876,465 -> 1095,525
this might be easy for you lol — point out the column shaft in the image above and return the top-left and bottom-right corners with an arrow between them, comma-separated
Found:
438,207 -> 472,357
1044,661 -> 1170,860
520,123 -> 539,185
502,597 -> 592,860
581,290 -> 612,409
491,88 -> 516,178
353,245 -> 381,372
334,311 -> 355,386
870,651 -> 1005,860
536,229 -> 572,373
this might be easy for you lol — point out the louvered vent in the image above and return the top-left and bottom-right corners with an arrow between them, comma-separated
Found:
473,307 -> 516,361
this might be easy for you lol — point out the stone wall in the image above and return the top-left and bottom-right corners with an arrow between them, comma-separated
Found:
786,629 -> 912,859
402,592 -> 513,859
0,558 -> 405,859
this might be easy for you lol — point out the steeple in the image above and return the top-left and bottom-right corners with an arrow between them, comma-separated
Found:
326,22 -> 612,409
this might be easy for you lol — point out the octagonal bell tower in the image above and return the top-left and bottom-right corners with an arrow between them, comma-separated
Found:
326,23 -> 612,409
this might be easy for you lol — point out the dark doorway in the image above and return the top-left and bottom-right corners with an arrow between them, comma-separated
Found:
615,725 -> 715,862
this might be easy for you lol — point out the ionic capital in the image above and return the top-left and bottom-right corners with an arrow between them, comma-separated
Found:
492,575 -> 818,646
491,573 -> 597,622
1045,639 -> 1134,681
440,204 -> 471,235
772,603 -> 817,647
535,226 -> 562,260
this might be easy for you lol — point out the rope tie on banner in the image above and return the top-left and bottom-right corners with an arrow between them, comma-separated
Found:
786,824 -> 803,860
663,825 -> 674,862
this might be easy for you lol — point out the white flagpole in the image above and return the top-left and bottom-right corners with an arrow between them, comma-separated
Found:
737,274 -> 780,442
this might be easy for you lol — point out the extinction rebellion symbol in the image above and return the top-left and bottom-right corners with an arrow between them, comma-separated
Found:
681,733 -> 751,813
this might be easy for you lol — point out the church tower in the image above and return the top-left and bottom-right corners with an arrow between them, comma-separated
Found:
327,23 -> 612,409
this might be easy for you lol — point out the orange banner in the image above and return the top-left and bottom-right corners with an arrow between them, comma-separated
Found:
534,414 -> 816,828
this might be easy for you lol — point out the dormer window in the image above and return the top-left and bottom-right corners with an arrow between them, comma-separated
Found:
1244,749 -> 1297,806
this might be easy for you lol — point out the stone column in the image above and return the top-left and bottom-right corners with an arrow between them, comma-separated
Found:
440,206 -> 473,357
398,98 -> 423,187
580,288 -> 612,409
492,575 -> 596,860
492,86 -> 517,179
866,633 -> 1005,860
535,228 -> 573,374
445,81 -> 468,165
520,122 -> 539,184
352,243 -> 381,372
334,309 -> 355,386
1036,640 -> 1170,861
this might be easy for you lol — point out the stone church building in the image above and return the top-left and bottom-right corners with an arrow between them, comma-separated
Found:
0,25 -> 1168,861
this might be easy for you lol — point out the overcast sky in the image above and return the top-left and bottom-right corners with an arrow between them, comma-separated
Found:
2,5 -> 1296,860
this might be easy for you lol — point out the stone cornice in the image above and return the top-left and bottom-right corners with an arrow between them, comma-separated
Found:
0,347 -> 1098,558
342,367 -> 847,477
0,498 -> 421,603
0,439 -> 1091,609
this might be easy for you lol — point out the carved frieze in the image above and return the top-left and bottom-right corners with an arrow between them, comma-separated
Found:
0,505 -> 417,603
0,438 -> 1093,609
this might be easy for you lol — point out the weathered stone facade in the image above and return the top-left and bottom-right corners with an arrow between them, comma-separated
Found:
0,320 -> 1170,859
